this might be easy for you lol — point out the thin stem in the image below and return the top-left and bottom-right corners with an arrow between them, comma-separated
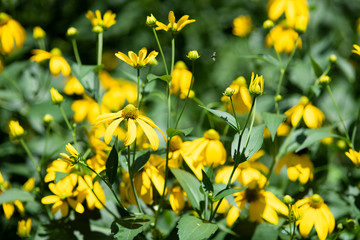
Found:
171,37 -> 175,76
152,28 -> 168,75
20,139 -> 40,177
59,105 -> 78,149
137,69 -> 141,109
127,146 -> 142,213
229,96 -> 241,132
94,32 -> 103,103
72,39 -> 82,66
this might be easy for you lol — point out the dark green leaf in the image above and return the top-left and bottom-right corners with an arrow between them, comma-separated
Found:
199,106 -> 238,131
0,189 -> 34,204
295,127 -> 339,152
177,215 -> 218,240
170,168 -> 204,211
201,170 -> 213,193
106,145 -> 119,184
232,125 -> 265,160
310,56 -> 323,78
261,112 -> 287,141
213,188 -> 246,202
309,85 -> 322,97
146,73 -> 172,83
112,215 -> 153,240
132,151 -> 150,174
205,166 -> 213,180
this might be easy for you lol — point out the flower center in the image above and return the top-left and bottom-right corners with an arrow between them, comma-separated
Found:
245,188 -> 260,202
204,129 -> 220,140
299,96 -> 309,105
0,12 -> 10,26
50,48 -> 62,56
121,104 -> 139,119
169,135 -> 183,152
309,194 -> 323,208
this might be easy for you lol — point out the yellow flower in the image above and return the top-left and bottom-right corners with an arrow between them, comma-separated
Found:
22,177 -> 35,192
171,61 -> 194,99
8,120 -> 24,142
115,47 -> 158,69
41,176 -> 84,217
44,159 -> 74,183
249,72 -> 264,96
85,10 -> 116,30
102,83 -> 137,113
0,12 -> 26,55
284,96 -> 325,128
72,95 -> 101,123
146,14 -> 157,27
50,88 -> 64,105
221,76 -> 252,114
275,152 -> 314,184
155,11 -> 196,33
352,44 -> 360,56
265,21 -> 302,54
17,218 -> 31,238
168,135 -> 186,168
169,186 -> 186,214
295,194 -> 335,240
345,149 -> 360,167
64,75 -> 85,95
59,143 -> 80,165
186,50 -> 200,61
31,48 -> 71,76
95,104 -> 166,150
234,187 -> 289,224
266,0 -> 309,28
232,15 -> 252,37
33,26 -> 46,40
76,175 -> 105,210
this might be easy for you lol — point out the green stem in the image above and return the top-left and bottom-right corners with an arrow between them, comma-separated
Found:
95,32 -> 103,103
351,106 -> 360,149
137,69 -> 141,109
20,139 -> 40,178
171,37 -> 175,75
127,146 -> 142,213
40,124 -> 51,168
38,38 -> 46,51
72,39 -> 82,66
59,105 -> 78,149
152,28 -> 169,75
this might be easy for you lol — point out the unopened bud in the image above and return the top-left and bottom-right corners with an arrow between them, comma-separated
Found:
329,54 -> 337,63
320,75 -> 331,85
224,87 -> 235,97
263,20 -> 274,29
336,140 -> 347,150
146,14 -> 157,27
187,50 -> 200,61
148,58 -> 158,66
249,72 -> 264,96
43,114 -> 53,124
50,88 -> 64,105
282,195 -> 293,204
93,25 -> 103,33
33,26 -> 46,40
67,27 -> 78,38
275,94 -> 282,102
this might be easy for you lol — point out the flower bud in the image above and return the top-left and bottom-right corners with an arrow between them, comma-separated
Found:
249,72 -> 264,96
9,120 -> 24,142
282,195 -> 293,204
43,114 -> 53,124
275,94 -> 282,102
329,54 -> 337,63
17,219 -> 31,238
93,25 -> 103,33
263,20 -> 274,29
224,87 -> 235,97
320,75 -> 331,85
336,139 -> 347,150
33,26 -> 46,40
66,27 -> 78,38
146,14 -> 157,27
50,88 -> 64,105
187,50 -> 200,61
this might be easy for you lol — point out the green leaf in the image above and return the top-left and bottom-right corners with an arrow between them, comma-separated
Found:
132,151 -> 150,174
146,73 -> 172,83
310,56 -> 323,78
71,63 -> 97,81
159,74 -> 172,83
337,57 -> 355,83
201,170 -> 213,193
111,215 -> 153,240
261,113 -> 287,141
55,172 -> 68,184
309,85 -> 322,97
0,189 -> 34,204
295,127 -> 339,152
170,168 -> 204,211
166,128 -> 183,139
251,222 -> 279,240
232,125 -> 265,160
212,188 -> 246,202
177,215 -> 218,240
106,145 -> 119,184
199,106 -> 238,131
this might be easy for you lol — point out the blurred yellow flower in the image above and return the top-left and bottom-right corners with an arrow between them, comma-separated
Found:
171,61 -> 194,99
249,72 -> 264,96
265,22 -> 302,54
221,76 -> 252,114
22,177 -> 35,192
169,186 -> 186,214
267,0 -> 309,28
8,120 -> 24,142
85,10 -> 116,30
168,135 -> 185,168
102,83 -> 137,113
96,104 -> 166,150
50,88 -> 64,105
0,12 -> 26,55
64,75 -> 85,95
284,96 -> 325,128
295,194 -> 335,240
232,15 -> 252,37
352,44 -> 360,56
275,152 -> 314,184
155,11 -> 196,33
33,26 -> 46,40
77,175 -> 105,210
345,149 -> 360,167
44,159 -> 74,183
41,176 -> 84,217
31,48 -> 71,76
17,218 -> 31,238
72,95 -> 101,123
115,47 -> 158,69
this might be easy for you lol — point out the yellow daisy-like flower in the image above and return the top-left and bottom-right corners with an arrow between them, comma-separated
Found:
265,21 -> 302,54
95,104 -> 166,150
30,48 -> 71,76
44,159 -> 73,183
155,11 -> 196,33
295,194 -> 335,240
232,15 -> 252,37
221,76 -> 252,114
8,120 -> 24,142
17,218 -> 31,238
284,96 -> 325,128
345,149 -> 360,167
352,44 -> 360,56
275,152 -> 314,184
115,47 -> 158,69
64,75 -> 85,95
76,175 -> 105,210
171,61 -> 194,99
41,176 -> 84,217
102,84 -> 137,113
267,0 -> 309,28
72,95 -> 101,124
59,143 -> 80,164
85,10 -> 116,30
169,186 -> 186,214
0,12 -> 26,55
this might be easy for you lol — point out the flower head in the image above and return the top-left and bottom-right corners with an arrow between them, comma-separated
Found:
85,10 -> 116,30
221,76 -> 252,114
249,72 -> 264,96
8,120 -> 24,142
345,149 -> 360,167
17,218 -> 31,238
33,26 -> 46,40
146,14 -> 157,27
155,11 -> 196,34
31,48 -> 71,76
232,15 -> 252,37
187,50 -> 200,61
295,194 -> 335,240
50,88 -> 64,105
0,12 -> 26,55
115,47 -> 158,69
72,95 -> 101,123
171,61 -> 195,99
95,104 -> 166,150
267,0 -> 309,28
59,143 -> 80,164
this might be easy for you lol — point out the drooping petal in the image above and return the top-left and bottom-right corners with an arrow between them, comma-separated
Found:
104,118 -> 123,144
137,118 -> 159,151
67,198 -> 84,214
226,206 -> 240,227
3,202 -> 14,219
299,207 -> 315,237
314,209 -> 328,240
124,119 -> 137,146
60,201 -> 69,217
41,195 -> 61,204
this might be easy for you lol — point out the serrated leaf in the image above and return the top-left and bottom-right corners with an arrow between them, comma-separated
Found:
170,168 -> 204,211
212,188 -> 246,202
295,127 -> 338,152
261,113 -> 287,141
177,215 -> 218,240
0,189 -> 34,204
111,215 -> 153,240
132,151 -> 150,174
199,106 -> 238,131
310,56 -> 323,78
201,170 -> 213,193
106,145 -> 119,184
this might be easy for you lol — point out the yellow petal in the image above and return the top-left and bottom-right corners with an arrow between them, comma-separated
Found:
104,118 -> 123,144
320,204 -> 335,233
137,119 -> 159,151
41,195 -> 61,204
115,51 -> 134,67
3,202 -> 14,219
168,11 -> 175,26
128,51 -> 138,67
248,200 -> 264,222
299,207 -> 315,237
262,204 -> 279,225
314,209 -> 328,240
303,105 -> 324,128
226,206 -> 240,227
124,119 -> 136,146
205,140 -> 225,167
60,201 -> 69,217
67,198 -> 84,214
138,47 -> 147,64
145,165 -> 165,195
